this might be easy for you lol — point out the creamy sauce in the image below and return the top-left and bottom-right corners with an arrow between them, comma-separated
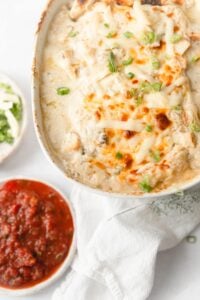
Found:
40,0 -> 200,194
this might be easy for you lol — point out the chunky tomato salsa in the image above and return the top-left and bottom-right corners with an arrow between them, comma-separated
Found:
0,179 -> 74,289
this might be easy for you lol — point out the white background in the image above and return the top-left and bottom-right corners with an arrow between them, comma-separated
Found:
0,1 -> 200,299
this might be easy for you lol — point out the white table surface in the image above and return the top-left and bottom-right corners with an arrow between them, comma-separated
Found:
0,1 -> 200,299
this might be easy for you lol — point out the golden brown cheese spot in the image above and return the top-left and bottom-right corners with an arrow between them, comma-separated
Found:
92,160 -> 106,170
106,129 -> 115,138
95,110 -> 101,120
174,25 -> 179,32
159,63 -> 181,85
152,40 -> 166,51
159,73 -> 173,86
126,91 -> 134,99
123,153 -> 133,169
129,105 -> 135,111
167,12 -> 174,18
173,0 -> 184,5
121,113 -> 129,121
142,0 -> 161,5
103,94 -> 111,100
123,130 -> 137,139
132,79 -> 139,84
155,113 -> 171,130
135,58 -> 147,65
142,107 -> 149,114
116,0 -> 133,6
190,32 -> 200,41
125,11 -> 133,20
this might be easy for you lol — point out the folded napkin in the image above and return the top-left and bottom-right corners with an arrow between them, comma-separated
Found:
52,186 -> 200,300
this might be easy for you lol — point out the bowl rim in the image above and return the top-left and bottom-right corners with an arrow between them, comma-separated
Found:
0,73 -> 27,165
0,176 -> 76,296
32,0 -> 200,200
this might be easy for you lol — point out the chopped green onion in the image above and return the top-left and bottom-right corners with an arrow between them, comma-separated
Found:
57,87 -> 70,96
116,152 -> 123,159
189,122 -> 200,133
126,72 -> 135,79
129,88 -> 137,97
145,125 -> 153,132
68,30 -> 78,37
127,88 -> 136,98
135,96 -> 143,106
151,82 -> 162,92
122,57 -> 133,66
139,81 -> 162,93
186,235 -> 197,244
0,111 -> 14,144
150,150 -> 160,162
123,31 -> 134,39
139,176 -> 152,193
151,57 -> 160,70
106,31 -> 117,38
139,81 -> 152,93
0,82 -> 13,94
10,99 -> 22,121
170,33 -> 182,43
104,23 -> 110,28
108,51 -> 118,73
172,105 -> 182,111
190,56 -> 200,64
141,31 -> 156,44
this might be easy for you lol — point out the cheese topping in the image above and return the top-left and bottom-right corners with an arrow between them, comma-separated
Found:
40,0 -> 200,194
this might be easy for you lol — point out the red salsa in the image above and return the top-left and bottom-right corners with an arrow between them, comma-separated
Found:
0,179 -> 74,289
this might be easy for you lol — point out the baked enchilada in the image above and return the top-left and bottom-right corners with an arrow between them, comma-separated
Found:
40,0 -> 200,194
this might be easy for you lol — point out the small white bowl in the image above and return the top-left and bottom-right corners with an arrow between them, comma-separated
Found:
0,73 -> 27,164
0,177 -> 76,297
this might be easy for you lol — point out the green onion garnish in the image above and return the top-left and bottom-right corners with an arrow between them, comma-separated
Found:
145,125 -> 153,132
106,31 -> 117,38
170,33 -> 182,43
122,57 -> 133,66
0,82 -> 13,94
151,57 -> 160,70
57,87 -> 70,96
151,82 -> 162,92
135,96 -> 143,106
139,81 -> 162,93
10,99 -> 22,121
127,72 -> 135,79
116,152 -> 123,159
189,122 -> 200,133
172,105 -> 182,111
68,30 -> 78,38
141,31 -> 156,44
139,176 -> 153,193
0,110 -> 14,144
108,51 -> 118,73
190,56 -> 200,64
150,150 -> 161,162
104,23 -> 110,28
123,31 -> 134,39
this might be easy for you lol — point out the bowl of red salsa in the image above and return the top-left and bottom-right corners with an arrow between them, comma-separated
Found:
0,178 -> 76,296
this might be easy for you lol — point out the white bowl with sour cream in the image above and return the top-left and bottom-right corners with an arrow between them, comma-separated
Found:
0,73 -> 27,163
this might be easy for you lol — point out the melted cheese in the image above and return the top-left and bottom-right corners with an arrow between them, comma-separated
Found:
40,0 -> 200,195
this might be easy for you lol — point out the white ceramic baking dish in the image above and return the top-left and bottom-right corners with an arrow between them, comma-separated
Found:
32,0 -> 200,199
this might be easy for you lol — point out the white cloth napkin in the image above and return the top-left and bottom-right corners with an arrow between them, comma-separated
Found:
52,186 -> 200,300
